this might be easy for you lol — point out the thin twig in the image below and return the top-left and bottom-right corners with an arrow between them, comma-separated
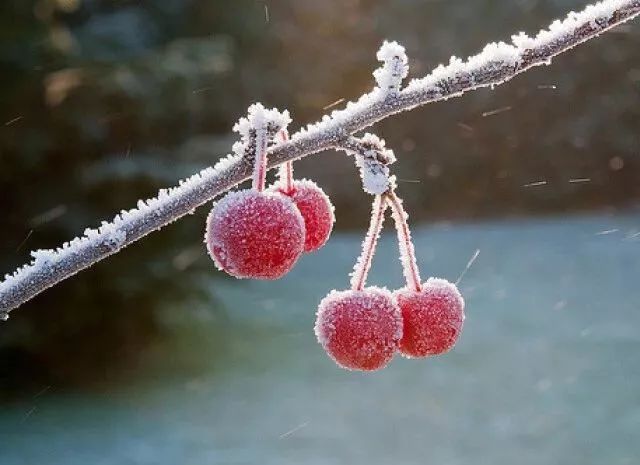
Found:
386,191 -> 422,292
350,196 -> 388,292
1,0 -> 638,317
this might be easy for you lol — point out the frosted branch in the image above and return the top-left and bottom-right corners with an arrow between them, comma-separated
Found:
338,134 -> 396,195
232,103 -> 290,193
1,0 -> 638,318
373,40 -> 409,96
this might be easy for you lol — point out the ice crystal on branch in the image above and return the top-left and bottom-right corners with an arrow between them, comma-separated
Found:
231,103 -> 291,158
374,40 -> 409,96
231,103 -> 291,192
341,134 -> 396,195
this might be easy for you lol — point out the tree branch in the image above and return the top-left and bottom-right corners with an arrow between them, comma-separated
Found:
1,0 -> 638,319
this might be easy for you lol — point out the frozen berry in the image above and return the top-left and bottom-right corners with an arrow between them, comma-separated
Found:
395,278 -> 465,358
205,190 -> 305,279
271,179 -> 334,252
315,287 -> 402,371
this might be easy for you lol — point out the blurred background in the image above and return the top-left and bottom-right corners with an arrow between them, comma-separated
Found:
0,0 -> 639,464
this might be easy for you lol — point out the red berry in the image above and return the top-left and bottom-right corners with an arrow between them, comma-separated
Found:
205,190 -> 305,279
395,278 -> 465,358
315,287 -> 402,371
271,179 -> 334,253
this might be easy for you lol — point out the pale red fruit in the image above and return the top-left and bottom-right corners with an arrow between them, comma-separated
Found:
315,287 -> 402,371
395,278 -> 465,358
271,179 -> 335,253
205,190 -> 305,279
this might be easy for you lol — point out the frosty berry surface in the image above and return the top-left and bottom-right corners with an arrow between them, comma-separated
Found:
271,179 -> 334,253
315,287 -> 403,371
395,278 -> 465,358
205,190 -> 305,280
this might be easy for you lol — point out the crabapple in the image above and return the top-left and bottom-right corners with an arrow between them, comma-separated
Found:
395,278 -> 465,357
271,179 -> 334,252
315,287 -> 402,371
205,190 -> 305,279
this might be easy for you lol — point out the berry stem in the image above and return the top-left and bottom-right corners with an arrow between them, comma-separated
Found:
350,195 -> 388,291
252,126 -> 269,192
277,130 -> 295,194
386,190 -> 422,292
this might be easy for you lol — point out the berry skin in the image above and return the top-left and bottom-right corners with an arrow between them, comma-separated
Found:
315,287 -> 402,371
271,179 -> 335,253
205,190 -> 305,279
395,278 -> 465,358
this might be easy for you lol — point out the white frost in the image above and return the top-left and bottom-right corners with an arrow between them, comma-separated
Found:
373,40 -> 409,96
407,0 -> 628,94
347,133 -> 396,195
0,150 -> 243,312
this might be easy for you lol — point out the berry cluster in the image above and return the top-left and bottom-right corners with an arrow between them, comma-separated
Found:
314,187 -> 465,371
204,104 -> 334,280
204,103 -> 464,373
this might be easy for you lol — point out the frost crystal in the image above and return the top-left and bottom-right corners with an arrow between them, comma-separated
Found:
232,103 -> 291,191
0,148 -> 246,314
395,277 -> 465,358
315,286 -> 402,371
269,178 -> 335,253
407,0 -> 631,96
204,189 -> 305,279
232,103 -> 291,155
374,40 -> 409,96
346,133 -> 396,195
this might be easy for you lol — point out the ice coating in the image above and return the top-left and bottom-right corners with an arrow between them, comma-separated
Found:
293,0 -> 638,144
232,103 -> 291,144
347,133 -> 396,196
315,287 -> 402,371
0,150 -> 243,316
270,179 -> 335,253
395,278 -> 465,358
373,40 -> 408,96
205,190 -> 305,279
510,0 -> 632,50
250,105 -> 268,192
232,103 -> 291,192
